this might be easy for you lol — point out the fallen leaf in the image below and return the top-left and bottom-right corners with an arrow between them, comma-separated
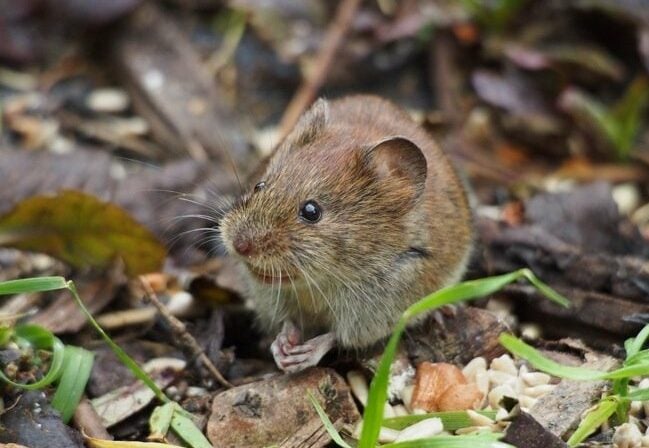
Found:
91,358 -> 186,428
85,437 -> 181,448
472,69 -> 548,114
0,190 -> 166,277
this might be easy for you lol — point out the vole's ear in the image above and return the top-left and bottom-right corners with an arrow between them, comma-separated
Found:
364,136 -> 427,197
284,98 -> 329,147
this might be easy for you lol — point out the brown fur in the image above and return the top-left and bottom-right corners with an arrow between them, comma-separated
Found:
220,95 -> 473,348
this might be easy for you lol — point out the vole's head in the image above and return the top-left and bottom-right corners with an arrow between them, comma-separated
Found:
220,99 -> 428,290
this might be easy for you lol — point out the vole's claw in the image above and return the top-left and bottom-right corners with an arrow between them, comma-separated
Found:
286,344 -> 313,355
271,329 -> 336,372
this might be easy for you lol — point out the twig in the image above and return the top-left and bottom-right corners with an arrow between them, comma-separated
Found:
139,276 -> 233,389
430,30 -> 463,124
73,397 -> 113,441
277,0 -> 363,139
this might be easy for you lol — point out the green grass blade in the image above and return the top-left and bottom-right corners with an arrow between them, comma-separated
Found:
499,334 -> 605,380
625,324 -> 649,358
169,404 -> 213,448
612,77 -> 649,159
0,276 -> 67,295
0,324 -> 65,390
502,333 -> 649,389
359,269 -> 570,448
567,396 -> 619,447
150,403 -> 175,440
16,324 -> 60,349
359,317 -> 408,448
381,434 -> 513,448
308,391 -> 352,448
51,345 -> 94,422
0,327 -> 12,346
382,410 -> 498,431
603,364 -> 649,380
624,349 -> 649,367
65,281 -> 169,403
405,269 -> 569,320
404,270 -> 520,319
625,387 -> 649,401
520,270 -> 571,308
564,90 -> 620,151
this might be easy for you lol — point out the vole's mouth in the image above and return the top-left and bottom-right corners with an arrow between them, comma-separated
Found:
247,265 -> 298,285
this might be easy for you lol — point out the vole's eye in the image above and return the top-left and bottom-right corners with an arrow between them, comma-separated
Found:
299,200 -> 322,223
254,181 -> 266,193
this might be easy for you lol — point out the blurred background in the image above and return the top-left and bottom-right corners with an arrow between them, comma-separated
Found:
1,0 -> 649,349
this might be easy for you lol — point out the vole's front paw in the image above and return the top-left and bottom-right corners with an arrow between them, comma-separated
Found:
270,323 -> 336,373
432,304 -> 459,330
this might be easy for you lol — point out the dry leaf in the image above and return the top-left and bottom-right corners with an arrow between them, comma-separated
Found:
85,437 -> 181,447
410,362 -> 467,412
436,382 -> 484,411
0,190 -> 166,276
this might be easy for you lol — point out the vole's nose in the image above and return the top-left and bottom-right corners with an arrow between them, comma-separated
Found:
233,234 -> 255,256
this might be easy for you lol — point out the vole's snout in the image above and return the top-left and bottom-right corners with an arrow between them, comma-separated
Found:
231,228 -> 275,258
232,233 -> 254,256
232,232 -> 256,257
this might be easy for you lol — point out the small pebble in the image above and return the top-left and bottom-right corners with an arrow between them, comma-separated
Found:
393,404 -> 409,416
166,291 -> 196,316
401,385 -> 414,411
488,384 -> 517,409
520,323 -> 542,340
495,408 -> 509,421
613,422 -> 642,448
109,162 -> 128,180
50,135 -> 75,154
185,386 -> 207,397
475,371 -> 490,400
352,420 -> 399,443
462,357 -> 487,382
347,370 -> 368,406
518,395 -> 537,410
521,372 -> 551,387
641,434 -> 649,447
30,254 -> 56,271
455,425 -> 493,435
383,403 -> 395,418
488,370 -> 517,386
514,377 -> 526,395
467,409 -> 494,426
87,87 -> 130,113
378,427 -> 400,443
629,401 -> 643,417
524,384 -> 555,398
490,355 -> 518,376
394,417 -> 443,442
612,183 -> 640,216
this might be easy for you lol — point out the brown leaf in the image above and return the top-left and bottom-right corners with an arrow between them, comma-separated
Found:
436,382 -> 484,412
471,69 -> 548,114
0,190 -> 166,276
410,362 -> 467,412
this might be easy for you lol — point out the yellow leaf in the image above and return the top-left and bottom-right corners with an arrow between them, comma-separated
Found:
0,190 -> 166,277
85,436 -> 182,448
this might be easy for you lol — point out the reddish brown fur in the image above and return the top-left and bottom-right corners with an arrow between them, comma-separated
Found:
220,95 -> 473,348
